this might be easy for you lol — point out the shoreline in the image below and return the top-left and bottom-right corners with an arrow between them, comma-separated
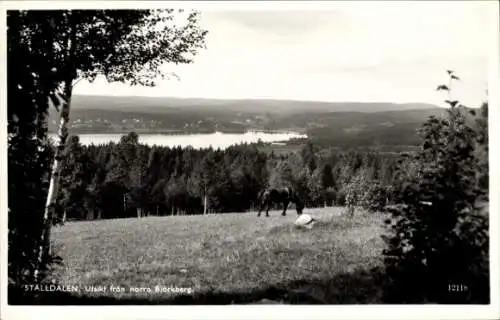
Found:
47,131 -> 309,148
47,129 -> 308,136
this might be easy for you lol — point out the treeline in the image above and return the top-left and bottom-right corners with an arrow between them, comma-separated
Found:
55,135 -> 401,222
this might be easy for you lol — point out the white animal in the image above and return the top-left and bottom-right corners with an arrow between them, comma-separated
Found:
294,214 -> 316,229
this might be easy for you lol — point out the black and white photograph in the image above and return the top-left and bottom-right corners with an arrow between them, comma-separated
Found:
1,1 -> 499,319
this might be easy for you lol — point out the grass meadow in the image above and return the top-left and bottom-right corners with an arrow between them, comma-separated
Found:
46,207 -> 390,304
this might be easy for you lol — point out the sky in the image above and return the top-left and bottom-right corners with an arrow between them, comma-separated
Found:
73,1 -> 494,107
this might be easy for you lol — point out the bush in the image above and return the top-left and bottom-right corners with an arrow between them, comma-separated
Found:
342,170 -> 371,215
341,169 -> 393,214
382,72 -> 489,303
361,181 -> 391,213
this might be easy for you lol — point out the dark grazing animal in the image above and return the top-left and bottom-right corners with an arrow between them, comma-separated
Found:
257,187 -> 304,217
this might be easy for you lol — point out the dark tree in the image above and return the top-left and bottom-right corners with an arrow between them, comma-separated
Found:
300,141 -> 317,172
8,11 -> 60,289
320,163 -> 335,190
7,9 -> 208,283
383,72 -> 489,303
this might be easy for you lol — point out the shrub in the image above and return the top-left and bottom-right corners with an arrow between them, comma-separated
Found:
341,168 -> 395,214
343,169 -> 371,215
361,181 -> 391,213
382,71 -> 489,303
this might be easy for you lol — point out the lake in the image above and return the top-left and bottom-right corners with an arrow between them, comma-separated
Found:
49,131 -> 307,149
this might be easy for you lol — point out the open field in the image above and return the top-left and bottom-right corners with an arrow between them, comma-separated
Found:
47,207 -> 389,304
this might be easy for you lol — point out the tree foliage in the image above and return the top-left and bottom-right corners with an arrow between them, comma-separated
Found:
42,9 -> 207,87
382,71 -> 489,303
7,9 -> 208,293
52,138 -> 401,219
7,10 -> 60,290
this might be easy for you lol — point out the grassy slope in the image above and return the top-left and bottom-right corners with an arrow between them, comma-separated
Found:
50,208 -> 388,304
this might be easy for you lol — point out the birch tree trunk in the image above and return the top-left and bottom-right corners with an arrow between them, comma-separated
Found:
123,194 -> 127,213
36,79 -> 73,281
203,194 -> 208,215
35,12 -> 76,282
203,183 -> 208,215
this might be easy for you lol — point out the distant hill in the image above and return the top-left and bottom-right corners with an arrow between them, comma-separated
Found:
47,95 -> 448,149
69,95 -> 440,114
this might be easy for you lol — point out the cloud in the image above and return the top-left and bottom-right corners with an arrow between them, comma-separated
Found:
207,10 -> 346,43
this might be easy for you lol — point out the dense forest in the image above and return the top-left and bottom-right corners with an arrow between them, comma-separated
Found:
53,134 -> 402,222
50,95 -> 487,224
